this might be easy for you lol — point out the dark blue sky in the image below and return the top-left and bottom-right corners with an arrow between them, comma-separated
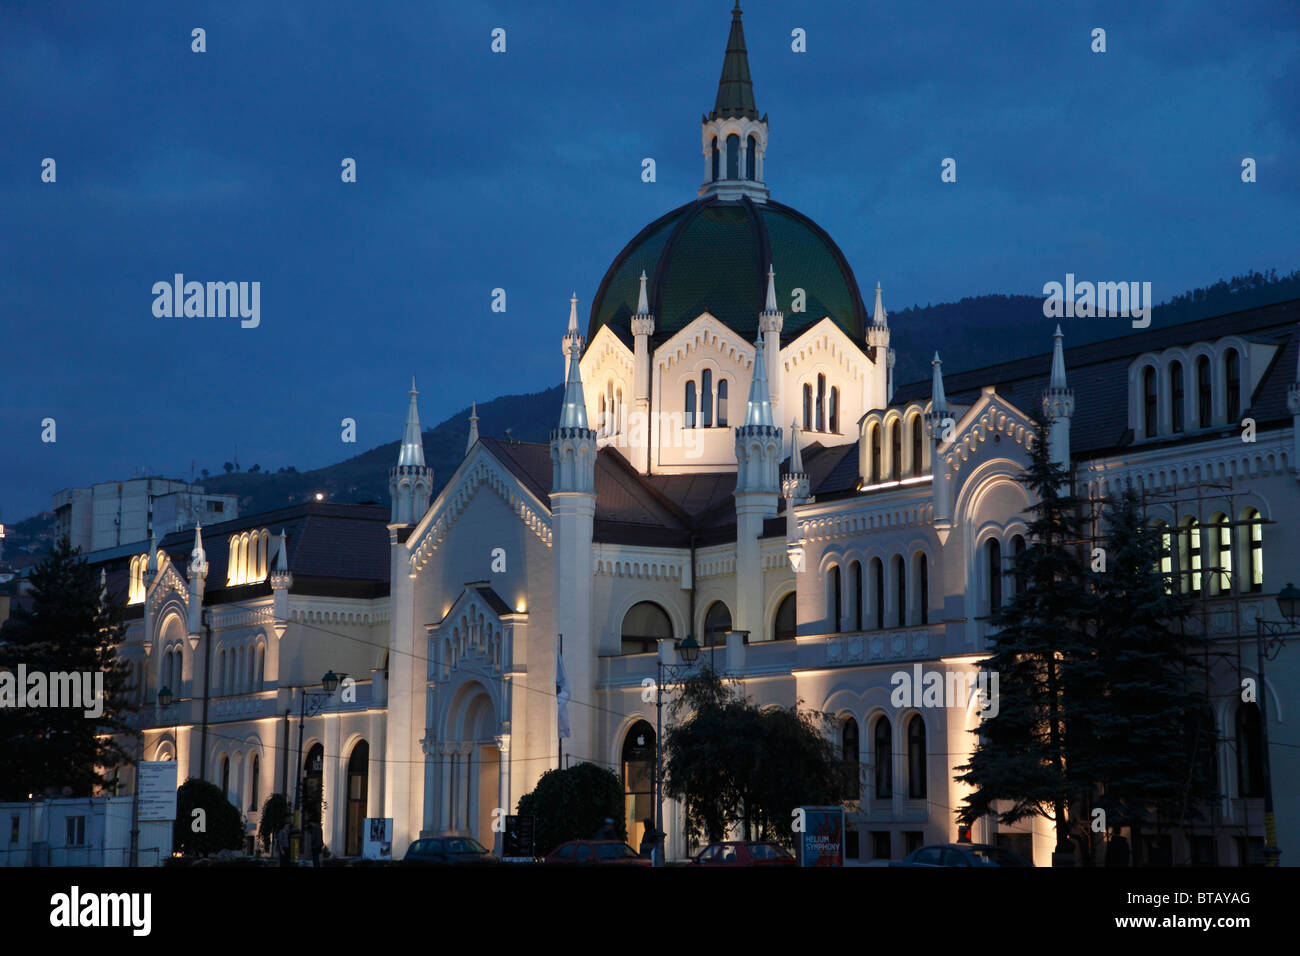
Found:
3,1 -> 1297,520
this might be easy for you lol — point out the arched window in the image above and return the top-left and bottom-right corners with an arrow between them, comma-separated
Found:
851,561 -> 863,631
871,558 -> 884,629
830,565 -> 842,632
216,649 -> 225,697
803,383 -> 813,430
717,379 -> 728,427
873,717 -> 892,799
1170,361 -> 1185,433
345,740 -> 369,857
161,648 -> 173,699
890,421 -> 902,480
842,718 -> 860,798
773,592 -> 797,641
1244,508 -> 1262,592
916,553 -> 929,625
1187,708 -> 1217,793
622,722 -> 655,851
829,387 -> 839,433
303,744 -> 324,825
907,715 -> 927,799
893,554 -> 906,628
1143,366 -> 1158,437
621,602 -> 673,656
746,134 -> 757,180
911,416 -> 924,475
726,133 -> 740,179
1197,356 -> 1212,428
1154,520 -> 1173,586
1210,513 -> 1231,594
249,754 -> 260,811
986,538 -> 1002,613
700,370 -> 713,428
870,424 -> 881,483
254,644 -> 265,687
1011,535 -> 1026,596
1225,349 -> 1241,422
703,601 -> 732,648
1236,703 -> 1263,797
220,756 -> 230,802
598,393 -> 607,434
607,381 -> 615,434
816,374 -> 826,431
711,137 -> 720,182
685,381 -> 696,429
1178,516 -> 1201,595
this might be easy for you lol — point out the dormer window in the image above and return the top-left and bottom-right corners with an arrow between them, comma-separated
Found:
227,529 -> 270,586
684,373 -> 728,428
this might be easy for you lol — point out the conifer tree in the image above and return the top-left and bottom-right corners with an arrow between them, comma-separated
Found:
955,414 -> 1094,857
0,537 -> 135,799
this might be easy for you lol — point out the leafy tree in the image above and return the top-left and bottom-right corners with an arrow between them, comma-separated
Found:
222,462 -> 234,474
173,777 -> 245,856
516,762 -> 625,856
257,792 -> 290,854
1087,490 -> 1212,844
0,536 -> 134,800
955,414 -> 1095,858
665,666 -> 850,845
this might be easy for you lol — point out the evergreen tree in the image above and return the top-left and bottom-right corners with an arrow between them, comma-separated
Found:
0,537 -> 135,800
955,414 -> 1094,857
1087,490 -> 1213,839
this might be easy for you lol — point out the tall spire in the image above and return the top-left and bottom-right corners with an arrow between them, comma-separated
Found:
397,377 -> 426,467
764,263 -> 778,313
276,528 -> 289,573
559,295 -> 590,429
744,328 -> 775,427
636,270 -> 650,316
789,421 -> 804,474
872,281 -> 888,327
466,401 -> 480,454
930,352 -> 948,413
189,522 -> 207,575
1049,324 -> 1067,390
712,2 -> 758,120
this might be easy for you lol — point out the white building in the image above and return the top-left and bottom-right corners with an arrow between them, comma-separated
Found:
96,5 -> 1298,867
53,478 -> 238,554
1,797 -> 171,867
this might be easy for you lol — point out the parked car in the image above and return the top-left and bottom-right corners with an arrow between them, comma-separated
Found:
402,836 -> 498,865
544,840 -> 652,866
890,843 -> 1030,867
691,841 -> 796,867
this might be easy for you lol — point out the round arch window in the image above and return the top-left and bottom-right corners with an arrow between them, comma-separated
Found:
621,602 -> 672,655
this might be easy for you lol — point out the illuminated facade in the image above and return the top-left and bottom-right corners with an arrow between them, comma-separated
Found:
100,5 -> 1299,866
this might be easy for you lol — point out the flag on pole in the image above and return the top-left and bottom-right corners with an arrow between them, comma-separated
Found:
556,642 -> 571,740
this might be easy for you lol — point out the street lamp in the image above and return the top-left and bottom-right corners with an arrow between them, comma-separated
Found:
292,671 -> 344,863
653,635 -> 700,868
1252,583 -> 1300,867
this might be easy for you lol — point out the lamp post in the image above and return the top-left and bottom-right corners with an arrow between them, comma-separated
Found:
1253,582 -> 1300,867
654,635 -> 700,868
291,671 -> 342,863
130,686 -> 173,867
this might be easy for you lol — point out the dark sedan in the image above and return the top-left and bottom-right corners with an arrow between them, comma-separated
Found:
402,836 -> 498,865
691,841 -> 796,867
890,843 -> 1030,867
543,840 -> 651,866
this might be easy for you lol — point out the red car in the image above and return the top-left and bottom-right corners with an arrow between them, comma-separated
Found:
691,841 -> 796,867
544,840 -> 652,866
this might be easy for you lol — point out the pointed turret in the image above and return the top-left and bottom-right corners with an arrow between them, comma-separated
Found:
144,531 -> 158,587
558,296 -> 590,431
390,379 -> 432,525
782,422 -> 810,572
744,327 -> 775,427
636,269 -> 650,316
466,402 -> 480,455
700,3 -> 769,201
758,263 -> 784,420
1042,325 -> 1075,473
872,281 -> 888,327
867,282 -> 894,407
930,352 -> 948,417
186,523 -> 208,642
189,523 -> 208,576
630,274 -> 656,472
764,263 -> 779,314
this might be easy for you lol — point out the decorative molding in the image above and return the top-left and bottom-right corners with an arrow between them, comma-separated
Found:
824,627 -> 937,666
410,455 -> 553,574
655,313 -> 755,375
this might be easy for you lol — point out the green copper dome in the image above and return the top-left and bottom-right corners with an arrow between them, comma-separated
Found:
588,196 -> 868,350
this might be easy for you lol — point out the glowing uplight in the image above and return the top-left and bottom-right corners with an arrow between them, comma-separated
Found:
314,493 -> 324,501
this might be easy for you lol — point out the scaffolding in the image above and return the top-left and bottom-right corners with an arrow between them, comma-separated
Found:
1079,474 -> 1273,865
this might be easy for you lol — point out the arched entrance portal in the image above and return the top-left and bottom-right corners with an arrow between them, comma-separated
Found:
441,682 -> 502,850
622,721 -> 655,853
303,743 -> 324,825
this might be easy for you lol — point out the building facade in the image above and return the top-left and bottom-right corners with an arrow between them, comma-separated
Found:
97,6 -> 1297,866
